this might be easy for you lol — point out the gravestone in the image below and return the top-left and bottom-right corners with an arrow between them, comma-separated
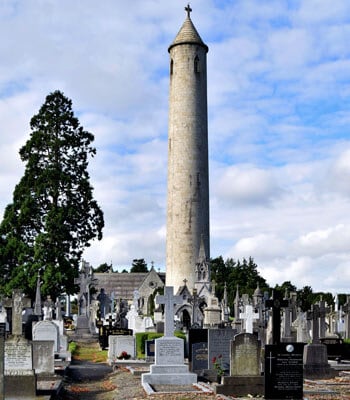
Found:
74,261 -> 97,337
108,335 -> 135,364
303,304 -> 333,378
188,328 -> 208,367
5,336 -> 36,398
265,343 -> 304,400
240,304 -> 259,334
265,293 -> 289,345
33,320 -> 60,352
215,333 -> 264,397
0,323 -> 5,400
142,286 -> 197,386
208,328 -> 237,372
230,333 -> 261,376
146,339 -> 155,361
192,342 -> 208,373
3,289 -> 31,336
32,340 -> 55,375
292,310 -> 311,343
4,290 -> 36,398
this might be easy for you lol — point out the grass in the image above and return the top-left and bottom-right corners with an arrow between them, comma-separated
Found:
69,341 -> 108,363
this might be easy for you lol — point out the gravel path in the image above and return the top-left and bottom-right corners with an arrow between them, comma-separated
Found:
57,360 -> 218,400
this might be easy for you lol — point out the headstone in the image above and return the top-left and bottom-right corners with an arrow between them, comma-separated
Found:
4,336 -> 36,398
230,333 -> 261,376
265,343 -> 304,399
3,289 -> 31,336
239,304 -> 259,334
192,342 -> 208,373
108,335 -> 135,364
155,287 -> 183,337
215,333 -> 264,397
97,288 -> 110,318
32,320 -> 60,352
142,286 -> 197,386
0,323 -> 5,400
296,310 -> 311,343
188,328 -> 208,367
145,339 -> 155,361
208,328 -> 237,373
32,340 -> 55,375
265,293 -> 289,345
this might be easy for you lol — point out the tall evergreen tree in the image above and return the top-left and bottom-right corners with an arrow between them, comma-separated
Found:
0,90 -> 104,299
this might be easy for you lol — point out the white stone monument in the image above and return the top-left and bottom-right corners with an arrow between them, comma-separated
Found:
142,286 -> 197,386
240,304 -> 259,334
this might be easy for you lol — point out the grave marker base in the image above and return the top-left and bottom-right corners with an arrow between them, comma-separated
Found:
215,376 -> 264,397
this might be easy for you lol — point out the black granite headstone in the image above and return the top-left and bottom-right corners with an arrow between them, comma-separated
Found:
188,328 -> 208,362
146,339 -> 155,358
265,343 -> 305,399
192,342 -> 208,373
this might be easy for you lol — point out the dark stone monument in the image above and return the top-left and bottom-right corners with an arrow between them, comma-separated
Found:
215,333 -> 264,397
188,328 -> 208,365
303,304 -> 334,378
265,292 -> 289,345
192,342 -> 208,374
265,343 -> 305,400
146,339 -> 155,361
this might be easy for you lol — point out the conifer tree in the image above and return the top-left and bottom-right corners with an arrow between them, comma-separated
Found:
0,90 -> 104,299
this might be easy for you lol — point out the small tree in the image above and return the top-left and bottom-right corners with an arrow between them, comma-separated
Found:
0,90 -> 104,299
130,259 -> 148,273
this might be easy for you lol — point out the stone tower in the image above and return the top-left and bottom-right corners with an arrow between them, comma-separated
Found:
166,6 -> 210,294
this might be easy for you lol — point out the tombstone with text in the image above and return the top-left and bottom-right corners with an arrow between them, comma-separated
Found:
265,343 -> 304,399
215,333 -> 264,397
142,286 -> 197,386
4,290 -> 36,398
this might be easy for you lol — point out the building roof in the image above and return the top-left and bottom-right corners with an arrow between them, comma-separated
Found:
93,271 -> 165,300
168,14 -> 208,53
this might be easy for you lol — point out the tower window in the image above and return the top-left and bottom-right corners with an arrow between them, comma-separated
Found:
170,59 -> 174,75
194,56 -> 200,73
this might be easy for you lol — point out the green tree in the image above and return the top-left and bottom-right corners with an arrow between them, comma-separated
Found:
130,258 -> 148,273
0,90 -> 104,299
274,281 -> 298,299
94,262 -> 113,273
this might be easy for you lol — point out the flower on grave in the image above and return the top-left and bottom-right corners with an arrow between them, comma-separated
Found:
212,354 -> 224,376
117,351 -> 130,360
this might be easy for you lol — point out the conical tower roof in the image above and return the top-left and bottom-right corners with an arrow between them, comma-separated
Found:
168,5 -> 208,52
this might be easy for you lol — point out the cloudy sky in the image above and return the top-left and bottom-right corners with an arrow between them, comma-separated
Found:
1,0 -> 350,294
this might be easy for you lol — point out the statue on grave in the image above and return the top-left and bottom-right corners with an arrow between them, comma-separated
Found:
97,288 -> 109,318
43,295 -> 54,320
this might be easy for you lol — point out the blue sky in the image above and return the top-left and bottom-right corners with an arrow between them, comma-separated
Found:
1,0 -> 350,294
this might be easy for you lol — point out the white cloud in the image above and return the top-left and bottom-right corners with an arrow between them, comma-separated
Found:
215,165 -> 283,206
1,0 -> 350,295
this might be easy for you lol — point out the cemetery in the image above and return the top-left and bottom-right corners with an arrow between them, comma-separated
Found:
1,261 -> 350,399
1,4 -> 350,400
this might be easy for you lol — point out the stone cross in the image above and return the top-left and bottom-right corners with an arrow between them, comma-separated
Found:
265,293 -> 289,345
74,261 -> 97,316
307,304 -> 320,344
240,304 -> 259,334
3,289 -> 31,336
156,286 -> 183,337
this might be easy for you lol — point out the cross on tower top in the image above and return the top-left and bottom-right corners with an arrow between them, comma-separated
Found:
185,4 -> 192,18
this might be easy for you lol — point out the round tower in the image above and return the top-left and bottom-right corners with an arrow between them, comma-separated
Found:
166,6 -> 210,293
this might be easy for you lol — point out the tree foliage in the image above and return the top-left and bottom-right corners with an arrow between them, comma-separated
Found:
130,258 -> 148,273
94,262 -> 113,273
210,256 -> 269,311
0,90 -> 104,299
